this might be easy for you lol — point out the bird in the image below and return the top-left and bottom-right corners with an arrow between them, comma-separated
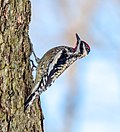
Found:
24,33 -> 90,111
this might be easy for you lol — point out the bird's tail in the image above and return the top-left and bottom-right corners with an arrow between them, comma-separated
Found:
24,92 -> 36,111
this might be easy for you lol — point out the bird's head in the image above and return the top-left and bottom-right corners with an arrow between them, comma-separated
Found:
73,33 -> 90,57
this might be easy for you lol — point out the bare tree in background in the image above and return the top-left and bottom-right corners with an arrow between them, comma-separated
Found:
0,1 -> 43,131
56,0 -> 97,131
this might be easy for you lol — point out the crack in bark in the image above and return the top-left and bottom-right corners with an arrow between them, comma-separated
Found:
0,0 -> 44,131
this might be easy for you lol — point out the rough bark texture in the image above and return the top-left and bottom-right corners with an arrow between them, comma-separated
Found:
0,0 -> 43,131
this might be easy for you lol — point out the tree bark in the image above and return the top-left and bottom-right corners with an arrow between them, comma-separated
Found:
0,0 -> 43,131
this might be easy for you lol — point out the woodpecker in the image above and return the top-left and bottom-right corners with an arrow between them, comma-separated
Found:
24,33 -> 90,110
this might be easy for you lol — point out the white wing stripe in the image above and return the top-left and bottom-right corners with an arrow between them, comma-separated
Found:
32,82 -> 39,94
48,50 -> 63,75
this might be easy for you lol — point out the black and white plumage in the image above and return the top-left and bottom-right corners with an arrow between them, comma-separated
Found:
24,33 -> 90,110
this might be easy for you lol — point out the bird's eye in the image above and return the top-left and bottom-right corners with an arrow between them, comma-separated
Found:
86,44 -> 90,51
86,46 -> 90,54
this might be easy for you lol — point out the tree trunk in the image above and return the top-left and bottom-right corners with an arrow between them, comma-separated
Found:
0,0 -> 44,131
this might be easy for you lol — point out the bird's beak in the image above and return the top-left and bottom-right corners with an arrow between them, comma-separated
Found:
75,33 -> 81,45
73,33 -> 82,53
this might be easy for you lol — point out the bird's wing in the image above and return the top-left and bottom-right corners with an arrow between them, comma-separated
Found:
46,49 -> 69,86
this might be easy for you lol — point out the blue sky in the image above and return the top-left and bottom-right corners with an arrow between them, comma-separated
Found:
29,0 -> 120,132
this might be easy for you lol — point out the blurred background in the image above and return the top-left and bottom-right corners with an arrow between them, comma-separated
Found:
29,0 -> 120,132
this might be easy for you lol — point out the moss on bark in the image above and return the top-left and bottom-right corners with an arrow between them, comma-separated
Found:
0,1 -> 43,131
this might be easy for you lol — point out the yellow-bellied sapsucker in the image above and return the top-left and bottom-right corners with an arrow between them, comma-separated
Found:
24,33 -> 90,110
